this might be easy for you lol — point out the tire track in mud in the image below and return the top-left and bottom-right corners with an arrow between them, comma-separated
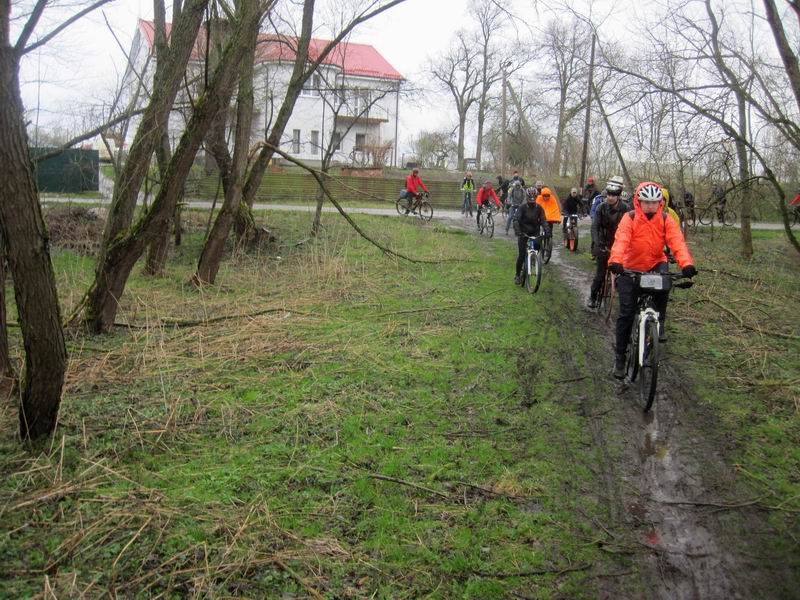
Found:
435,215 -> 794,599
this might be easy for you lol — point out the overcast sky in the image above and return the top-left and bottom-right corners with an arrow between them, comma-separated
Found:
15,0 -> 622,153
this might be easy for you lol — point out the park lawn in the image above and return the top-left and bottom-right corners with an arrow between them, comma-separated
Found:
0,212 -> 635,598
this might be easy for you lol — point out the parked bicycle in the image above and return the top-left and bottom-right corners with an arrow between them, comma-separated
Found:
698,202 -> 736,227
563,214 -> 579,252
396,192 -> 433,221
540,222 -> 555,263
478,206 -> 496,238
620,270 -> 694,411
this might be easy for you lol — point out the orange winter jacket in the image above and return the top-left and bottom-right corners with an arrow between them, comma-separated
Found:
536,187 -> 562,222
609,182 -> 694,271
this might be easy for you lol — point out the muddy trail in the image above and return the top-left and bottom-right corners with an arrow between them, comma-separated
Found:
436,213 -> 796,599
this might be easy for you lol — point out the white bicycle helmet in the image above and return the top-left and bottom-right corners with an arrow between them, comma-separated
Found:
638,183 -> 663,203
606,175 -> 624,195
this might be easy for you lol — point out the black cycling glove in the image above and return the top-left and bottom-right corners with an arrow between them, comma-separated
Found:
681,265 -> 698,278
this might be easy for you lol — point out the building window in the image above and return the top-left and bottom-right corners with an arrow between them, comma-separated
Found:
292,129 -> 301,153
355,133 -> 366,151
302,73 -> 321,97
310,130 -> 319,150
332,131 -> 341,151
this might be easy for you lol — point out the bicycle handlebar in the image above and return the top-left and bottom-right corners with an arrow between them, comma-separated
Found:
620,269 -> 695,288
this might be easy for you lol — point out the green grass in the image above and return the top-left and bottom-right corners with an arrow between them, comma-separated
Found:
0,211 -> 634,598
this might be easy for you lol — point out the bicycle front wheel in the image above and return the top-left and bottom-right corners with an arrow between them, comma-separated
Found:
487,214 -> 495,238
638,318 -> 660,412
542,235 -> 553,264
604,272 -> 616,323
569,229 -> 578,252
418,201 -> 433,221
525,250 -> 542,294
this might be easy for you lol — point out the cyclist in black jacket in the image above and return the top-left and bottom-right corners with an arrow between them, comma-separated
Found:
512,192 -> 547,285
588,178 -> 628,308
562,187 -> 581,235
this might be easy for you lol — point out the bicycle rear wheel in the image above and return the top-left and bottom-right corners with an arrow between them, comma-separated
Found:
722,209 -> 736,227
418,201 -> 433,221
395,198 -> 407,216
638,318 -> 660,412
525,250 -> 542,294
698,206 -> 713,225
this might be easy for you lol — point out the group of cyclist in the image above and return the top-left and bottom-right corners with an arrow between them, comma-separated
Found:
403,167 -> 698,378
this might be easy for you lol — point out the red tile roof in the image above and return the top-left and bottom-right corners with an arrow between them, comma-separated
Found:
137,19 -> 404,81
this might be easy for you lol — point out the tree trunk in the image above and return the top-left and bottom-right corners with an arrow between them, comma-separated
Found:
0,20 -> 67,438
735,93 -> 753,259
144,132 -> 174,276
85,4 -> 263,332
475,103 -> 486,170
0,232 -> 17,397
195,9 -> 259,284
98,0 -> 208,255
237,0 -> 316,239
456,111 -> 466,171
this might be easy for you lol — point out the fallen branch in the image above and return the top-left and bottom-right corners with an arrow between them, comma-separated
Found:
111,307 -> 314,330
472,563 -> 592,579
365,473 -> 450,499
259,143 -> 465,264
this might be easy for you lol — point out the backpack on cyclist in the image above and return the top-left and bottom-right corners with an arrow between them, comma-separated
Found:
510,184 -> 525,206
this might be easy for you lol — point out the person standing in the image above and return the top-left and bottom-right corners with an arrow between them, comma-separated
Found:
461,172 -> 475,216
496,175 -> 510,207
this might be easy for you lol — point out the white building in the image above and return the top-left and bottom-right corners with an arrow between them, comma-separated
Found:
123,20 -> 405,167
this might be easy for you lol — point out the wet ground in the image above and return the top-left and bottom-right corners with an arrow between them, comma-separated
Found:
436,212 -> 794,599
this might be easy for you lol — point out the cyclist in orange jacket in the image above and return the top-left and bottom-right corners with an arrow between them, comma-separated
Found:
608,182 -> 697,378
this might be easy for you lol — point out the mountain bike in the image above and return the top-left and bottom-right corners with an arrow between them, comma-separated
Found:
478,205 -> 496,237
522,235 -> 543,294
698,202 -> 736,226
621,270 -> 694,412
541,222 -> 555,263
563,214 -> 579,252
395,192 -> 433,221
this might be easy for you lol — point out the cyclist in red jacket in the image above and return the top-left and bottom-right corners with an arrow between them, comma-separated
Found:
404,168 -> 429,214
475,180 -> 501,227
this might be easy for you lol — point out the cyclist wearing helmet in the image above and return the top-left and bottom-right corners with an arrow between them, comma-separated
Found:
587,177 -> 628,308
476,180 -> 501,228
608,182 -> 697,378
512,187 -> 547,285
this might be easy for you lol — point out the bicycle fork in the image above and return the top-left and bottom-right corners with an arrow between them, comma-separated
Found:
637,308 -> 659,365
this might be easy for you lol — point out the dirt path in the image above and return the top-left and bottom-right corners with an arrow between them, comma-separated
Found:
435,213 -> 792,599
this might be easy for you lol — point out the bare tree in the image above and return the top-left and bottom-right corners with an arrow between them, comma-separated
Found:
82,0 -> 270,332
0,2 -> 123,439
0,233 -> 16,397
430,31 -> 482,170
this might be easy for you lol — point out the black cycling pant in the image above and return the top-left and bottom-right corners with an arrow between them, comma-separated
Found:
614,264 -> 669,357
